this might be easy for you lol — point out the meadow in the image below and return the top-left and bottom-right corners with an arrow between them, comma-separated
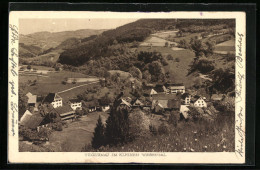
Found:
19,65 -> 99,98
86,113 -> 235,152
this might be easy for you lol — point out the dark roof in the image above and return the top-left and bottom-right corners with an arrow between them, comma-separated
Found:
21,114 -> 44,129
152,94 -> 177,100
85,101 -> 99,108
181,93 -> 191,99
42,93 -> 61,103
69,98 -> 81,103
154,85 -> 166,93
167,99 -> 181,109
164,83 -> 184,87
55,105 -> 74,114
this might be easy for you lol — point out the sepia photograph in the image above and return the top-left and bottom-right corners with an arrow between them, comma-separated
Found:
8,11 -> 246,163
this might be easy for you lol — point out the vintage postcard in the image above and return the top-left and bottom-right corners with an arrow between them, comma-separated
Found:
8,11 -> 246,164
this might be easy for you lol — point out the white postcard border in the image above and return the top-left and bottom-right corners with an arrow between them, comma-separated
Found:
8,11 -> 246,164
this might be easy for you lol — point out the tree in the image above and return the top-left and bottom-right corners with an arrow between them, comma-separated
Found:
148,61 -> 165,82
105,97 -> 131,145
129,66 -> 142,80
165,41 -> 169,47
142,70 -> 151,83
18,89 -> 28,120
27,65 -> 32,70
91,115 -> 106,149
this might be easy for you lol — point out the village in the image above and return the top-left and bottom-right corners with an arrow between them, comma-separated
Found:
19,74 -> 225,143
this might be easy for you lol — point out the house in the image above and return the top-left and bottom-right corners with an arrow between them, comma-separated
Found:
84,101 -> 99,112
20,110 -> 33,122
131,98 -> 144,108
181,93 -> 191,105
165,83 -> 185,94
211,94 -> 224,101
20,113 -> 45,130
152,99 -> 181,113
26,92 -> 37,107
101,105 -> 110,112
192,95 -> 207,108
152,94 -> 181,113
180,105 -> 190,119
119,98 -> 132,108
154,84 -> 167,94
55,105 -> 75,121
68,98 -> 82,110
42,93 -> 63,108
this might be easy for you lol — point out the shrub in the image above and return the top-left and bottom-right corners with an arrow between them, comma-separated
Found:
149,124 -> 158,136
62,80 -> 67,85
167,55 -> 174,60
128,109 -> 150,140
175,58 -> 180,62
168,111 -> 179,127
158,123 -> 169,135
52,122 -> 63,131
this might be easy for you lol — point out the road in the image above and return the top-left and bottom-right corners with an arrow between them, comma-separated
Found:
57,81 -> 100,94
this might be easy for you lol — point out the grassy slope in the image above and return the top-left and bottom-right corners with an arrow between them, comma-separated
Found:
137,46 -> 196,88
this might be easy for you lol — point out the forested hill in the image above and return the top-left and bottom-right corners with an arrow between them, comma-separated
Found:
58,19 -> 178,66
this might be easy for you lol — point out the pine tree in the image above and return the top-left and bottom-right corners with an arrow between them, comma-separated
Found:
105,95 -> 131,146
91,115 -> 105,149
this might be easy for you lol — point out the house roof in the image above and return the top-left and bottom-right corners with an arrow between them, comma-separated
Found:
84,100 -> 99,108
69,98 -> 82,103
42,93 -> 62,103
211,94 -> 223,100
26,92 -> 33,97
154,85 -> 166,93
120,99 -> 132,107
152,94 -> 178,100
180,105 -> 189,119
168,86 -> 185,90
181,93 -> 191,99
55,105 -> 74,115
131,99 -> 144,106
152,99 -> 180,109
21,113 -> 44,129
167,99 -> 181,109
28,95 -> 37,104
20,110 -> 32,122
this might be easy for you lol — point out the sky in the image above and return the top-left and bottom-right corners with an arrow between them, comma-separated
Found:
19,18 -> 139,35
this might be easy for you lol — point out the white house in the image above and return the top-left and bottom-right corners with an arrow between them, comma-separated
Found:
180,105 -> 190,119
193,96 -> 207,108
42,93 -> 63,108
20,110 -> 32,122
68,99 -> 82,110
165,83 -> 185,94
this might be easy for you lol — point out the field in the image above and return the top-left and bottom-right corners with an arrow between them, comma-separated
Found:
19,65 -> 99,99
151,30 -> 179,39
20,112 -> 109,152
214,39 -> 235,54
140,36 -> 177,47
137,46 -> 196,88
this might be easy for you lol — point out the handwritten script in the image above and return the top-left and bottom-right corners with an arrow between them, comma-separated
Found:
9,24 -> 18,136
235,32 -> 245,157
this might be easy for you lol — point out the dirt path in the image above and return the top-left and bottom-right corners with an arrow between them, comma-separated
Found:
57,81 -> 99,94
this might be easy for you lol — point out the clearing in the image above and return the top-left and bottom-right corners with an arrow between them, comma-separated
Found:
20,112 -> 109,152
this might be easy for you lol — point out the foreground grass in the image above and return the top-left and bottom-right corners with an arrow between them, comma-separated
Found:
84,114 -> 235,152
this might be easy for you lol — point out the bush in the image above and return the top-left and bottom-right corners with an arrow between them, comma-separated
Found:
167,55 -> 174,60
168,111 -> 179,127
62,80 -> 67,85
52,122 -> 63,131
149,124 -> 158,136
175,58 -> 180,62
158,123 -> 169,135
